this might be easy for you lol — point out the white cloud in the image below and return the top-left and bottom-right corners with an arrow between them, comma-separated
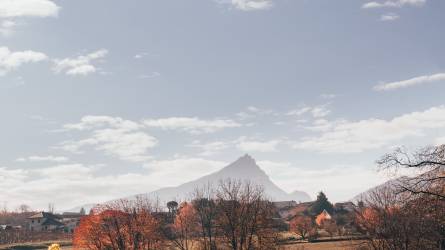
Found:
144,158 -> 226,187
374,73 -> 445,91
286,106 -> 311,116
63,116 -> 141,131
0,20 -> 16,36
217,0 -> 273,11
287,105 -> 331,118
61,116 -> 157,162
294,106 -> 445,153
16,155 -> 69,163
188,140 -> 230,156
38,164 -> 92,179
304,118 -> 342,132
362,0 -> 426,9
0,167 -> 28,184
53,49 -> 108,76
257,160 -> 387,201
0,0 -> 59,18
144,117 -> 241,134
0,157 -> 228,210
236,106 -> 275,120
236,136 -> 281,152
188,136 -> 283,155
134,52 -> 150,59
380,13 -> 400,21
246,106 -> 273,115
0,164 -> 162,210
0,47 -> 47,75
311,106 -> 331,118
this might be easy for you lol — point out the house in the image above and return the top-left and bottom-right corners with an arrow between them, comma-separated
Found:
277,201 -> 314,220
61,212 -> 83,233
273,201 -> 297,210
28,212 -> 64,232
315,209 -> 332,226
334,202 -> 356,212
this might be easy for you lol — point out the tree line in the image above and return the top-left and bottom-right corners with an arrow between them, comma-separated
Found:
73,179 -> 279,250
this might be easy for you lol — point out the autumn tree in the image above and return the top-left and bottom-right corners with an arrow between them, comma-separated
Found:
73,213 -> 105,250
169,202 -> 198,250
320,220 -> 337,238
355,187 -> 444,250
289,215 -> 314,240
73,196 -> 165,250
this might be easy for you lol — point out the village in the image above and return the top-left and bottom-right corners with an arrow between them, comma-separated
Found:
0,191 -> 363,249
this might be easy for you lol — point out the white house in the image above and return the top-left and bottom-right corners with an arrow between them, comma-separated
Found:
28,212 -> 64,232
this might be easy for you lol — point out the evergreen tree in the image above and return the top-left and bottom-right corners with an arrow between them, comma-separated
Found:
80,207 -> 86,215
310,191 -> 334,215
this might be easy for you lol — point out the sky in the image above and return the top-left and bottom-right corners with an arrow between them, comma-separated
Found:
0,0 -> 444,211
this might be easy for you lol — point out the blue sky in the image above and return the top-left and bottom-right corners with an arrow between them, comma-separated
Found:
0,0 -> 444,210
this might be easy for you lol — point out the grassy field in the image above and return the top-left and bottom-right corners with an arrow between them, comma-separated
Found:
0,239 -> 365,250
0,241 -> 72,250
283,240 -> 364,250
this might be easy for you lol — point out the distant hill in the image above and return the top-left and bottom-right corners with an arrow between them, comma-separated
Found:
350,176 -> 408,203
351,166 -> 444,203
63,203 -> 97,214
139,155 -> 311,203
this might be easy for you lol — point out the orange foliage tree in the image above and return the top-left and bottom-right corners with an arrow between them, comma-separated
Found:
73,197 -> 164,250
289,215 -> 314,240
169,202 -> 198,250
355,188 -> 444,250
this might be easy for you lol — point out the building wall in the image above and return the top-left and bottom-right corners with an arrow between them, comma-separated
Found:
29,218 -> 46,231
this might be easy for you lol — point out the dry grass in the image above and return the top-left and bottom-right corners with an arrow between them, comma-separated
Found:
0,240 -> 72,250
283,240 -> 366,250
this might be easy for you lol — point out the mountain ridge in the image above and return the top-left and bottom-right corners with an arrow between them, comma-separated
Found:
142,154 -> 311,203
66,155 -> 312,212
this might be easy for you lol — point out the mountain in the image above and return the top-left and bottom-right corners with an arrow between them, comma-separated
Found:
138,154 -> 311,203
68,155 -> 312,213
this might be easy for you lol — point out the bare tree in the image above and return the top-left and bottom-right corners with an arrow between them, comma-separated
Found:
192,184 -> 218,250
320,220 -> 337,239
48,203 -> 55,214
17,204 -> 31,213
377,145 -> 445,249
355,187 -> 444,250
378,145 -> 445,200
216,179 -> 278,250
